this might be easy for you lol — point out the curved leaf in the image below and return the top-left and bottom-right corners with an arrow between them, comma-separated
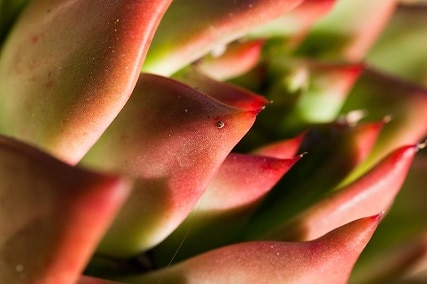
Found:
196,39 -> 264,81
368,4 -> 427,86
243,121 -> 383,238
351,154 -> 427,282
142,0 -> 304,76
248,0 -> 335,50
82,73 -> 264,257
341,67 -> 427,175
296,0 -> 397,61
0,0 -> 171,164
151,153 -> 300,265
0,136 -> 132,284
264,144 -> 418,241
252,131 -> 305,159
126,215 -> 381,284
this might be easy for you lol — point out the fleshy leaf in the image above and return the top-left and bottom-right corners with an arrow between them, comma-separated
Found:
248,0 -> 335,50
281,62 -> 363,130
296,0 -> 397,61
125,215 -> 381,284
367,4 -> 427,87
142,0 -> 304,76
352,233 -> 427,283
0,0 -> 171,164
251,131 -> 305,159
243,121 -> 383,238
341,67 -> 427,177
249,60 -> 362,139
151,153 -> 300,265
264,144 -> 418,241
0,136 -> 132,284
81,73 -> 263,257
351,153 -> 427,282
174,68 -> 269,111
196,39 -> 264,81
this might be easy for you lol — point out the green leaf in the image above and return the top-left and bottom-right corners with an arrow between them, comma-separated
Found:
0,0 -> 171,164
367,4 -> 427,86
0,136 -> 131,283
124,215 -> 381,284
81,73 -> 264,257
142,0 -> 303,76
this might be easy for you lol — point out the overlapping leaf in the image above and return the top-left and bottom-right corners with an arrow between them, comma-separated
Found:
125,215 -> 381,284
368,4 -> 427,86
151,152 -> 300,265
0,136 -> 131,283
263,144 -> 418,241
142,0 -> 304,76
243,121 -> 383,238
296,0 -> 397,61
0,0 -> 171,164
82,73 -> 265,257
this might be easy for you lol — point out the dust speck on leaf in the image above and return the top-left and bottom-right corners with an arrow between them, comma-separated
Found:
217,121 -> 225,129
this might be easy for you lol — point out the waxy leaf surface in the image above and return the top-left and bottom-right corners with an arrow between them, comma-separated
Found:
243,121 -> 383,238
0,0 -> 171,164
0,136 -> 131,284
127,215 -> 381,284
341,67 -> 427,174
351,154 -> 427,282
196,40 -> 264,81
368,4 -> 427,86
142,0 -> 303,76
265,144 -> 417,242
297,0 -> 397,61
82,73 -> 262,257
248,0 -> 335,50
152,153 -> 300,265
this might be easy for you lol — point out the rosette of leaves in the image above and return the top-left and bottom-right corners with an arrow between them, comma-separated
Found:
0,0 -> 426,283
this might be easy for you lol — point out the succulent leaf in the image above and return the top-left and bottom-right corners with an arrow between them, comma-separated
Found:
151,153 -> 300,265
81,73 -> 263,257
0,0 -> 171,164
142,0 -> 304,76
251,131 -> 305,159
0,136 -> 132,283
351,154 -> 427,282
368,4 -> 427,86
341,67 -> 427,177
264,144 -> 418,242
125,215 -> 382,284
243,121 -> 383,238
248,0 -> 335,50
296,0 -> 397,61
195,39 -> 265,81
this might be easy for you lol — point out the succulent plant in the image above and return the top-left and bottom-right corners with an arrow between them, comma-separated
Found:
1,0 -> 427,283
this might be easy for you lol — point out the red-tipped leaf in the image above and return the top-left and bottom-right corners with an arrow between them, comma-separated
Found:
127,215 -> 381,284
0,136 -> 132,284
142,0 -> 304,75
152,153 -> 300,265
81,73 -> 263,257
265,144 -> 418,242
0,0 -> 171,164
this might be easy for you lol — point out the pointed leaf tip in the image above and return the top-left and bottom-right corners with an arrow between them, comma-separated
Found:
0,135 -> 132,284
266,144 -> 416,242
143,0 -> 304,75
175,69 -> 269,114
82,73 -> 259,256
127,215 -> 380,284
0,0 -> 172,164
